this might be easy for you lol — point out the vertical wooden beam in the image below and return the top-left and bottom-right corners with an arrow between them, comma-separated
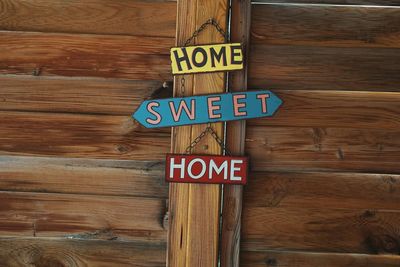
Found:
167,0 -> 229,266
220,0 -> 251,267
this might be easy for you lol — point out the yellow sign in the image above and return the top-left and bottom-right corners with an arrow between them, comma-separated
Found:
170,43 -> 243,74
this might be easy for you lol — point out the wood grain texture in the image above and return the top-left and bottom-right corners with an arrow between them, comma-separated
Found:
0,155 -> 166,197
167,0 -> 228,266
249,4 -> 400,91
241,206 -> 400,254
246,126 -> 400,173
0,75 -> 169,115
0,0 -> 176,37
220,0 -> 251,266
240,250 -> 400,267
248,90 -> 400,130
248,44 -> 400,91
0,31 -> 173,80
0,112 -> 170,160
245,172 -> 400,212
167,1 -> 198,266
3,80 -> 399,130
0,191 -> 166,241
252,4 -> 400,48
244,0 -> 400,262
0,237 -> 166,267
252,1 -> 400,5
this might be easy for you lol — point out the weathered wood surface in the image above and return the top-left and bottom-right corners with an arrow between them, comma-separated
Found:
240,250 -> 400,267
241,172 -> 400,254
0,156 -> 166,197
249,90 -> 400,130
248,45 -> 400,91
0,31 -> 173,80
0,112 -> 170,160
0,75 -> 169,115
3,80 -> 399,129
245,172 -> 400,212
246,126 -> 400,173
242,206 -> 400,254
241,1 -> 400,266
252,4 -> 400,48
220,0 -> 251,266
249,4 -> 400,91
0,1 -> 173,266
0,237 -> 166,267
4,113 -> 398,174
0,191 -> 167,241
167,0 -> 228,266
0,0 -> 176,37
253,0 -> 400,5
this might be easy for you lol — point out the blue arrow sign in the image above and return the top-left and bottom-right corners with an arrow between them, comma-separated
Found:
132,90 -> 282,128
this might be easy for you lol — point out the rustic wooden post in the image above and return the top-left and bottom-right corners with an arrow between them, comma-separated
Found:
167,0 -> 229,266
221,0 -> 251,266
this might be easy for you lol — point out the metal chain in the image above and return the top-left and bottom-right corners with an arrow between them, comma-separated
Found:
184,126 -> 211,154
184,18 -> 226,47
180,18 -> 229,155
179,18 -> 226,100
184,124 -> 232,156
208,125 -> 232,156
180,76 -> 185,96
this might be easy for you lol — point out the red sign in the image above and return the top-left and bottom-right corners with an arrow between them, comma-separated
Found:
165,154 -> 248,185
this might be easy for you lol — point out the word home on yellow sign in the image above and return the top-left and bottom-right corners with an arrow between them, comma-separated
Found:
170,43 -> 243,74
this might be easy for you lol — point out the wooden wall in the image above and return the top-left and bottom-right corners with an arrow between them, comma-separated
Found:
0,0 -> 175,266
241,1 -> 400,266
2,1 -> 400,266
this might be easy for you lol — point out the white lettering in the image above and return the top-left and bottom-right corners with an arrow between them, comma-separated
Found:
230,160 -> 243,181
187,158 -> 206,179
209,160 -> 228,179
170,158 -> 186,179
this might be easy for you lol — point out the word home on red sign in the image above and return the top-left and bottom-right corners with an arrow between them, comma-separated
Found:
165,154 -> 248,185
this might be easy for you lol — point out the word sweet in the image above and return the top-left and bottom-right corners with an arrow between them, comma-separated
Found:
166,154 -> 248,185
132,90 -> 283,128
170,43 -> 243,74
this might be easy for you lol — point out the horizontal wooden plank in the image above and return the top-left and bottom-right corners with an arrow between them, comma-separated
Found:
0,237 -> 166,267
0,191 -> 166,241
252,4 -> 400,48
0,156 -> 167,197
240,250 -> 400,267
0,112 -> 170,160
248,44 -> 400,91
244,172 -> 400,210
0,31 -> 173,80
0,0 -> 176,37
252,1 -> 400,6
249,90 -> 400,129
0,75 -> 170,115
241,206 -> 400,254
246,126 -> 400,173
